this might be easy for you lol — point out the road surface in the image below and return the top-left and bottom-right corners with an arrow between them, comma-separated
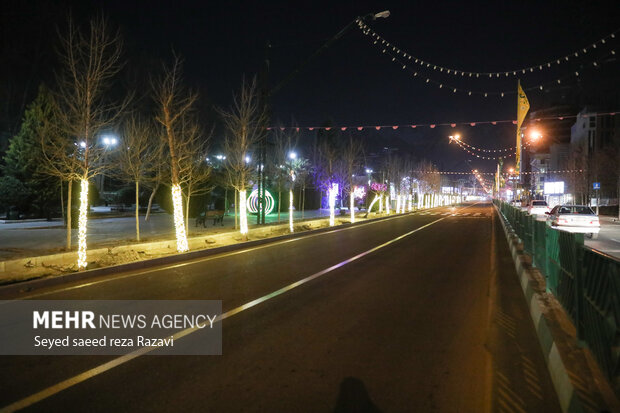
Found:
0,202 -> 560,412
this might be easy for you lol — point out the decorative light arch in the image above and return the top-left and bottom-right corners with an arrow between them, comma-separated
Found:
246,189 -> 275,215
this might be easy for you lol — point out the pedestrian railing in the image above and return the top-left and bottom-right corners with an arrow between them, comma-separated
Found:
494,199 -> 620,388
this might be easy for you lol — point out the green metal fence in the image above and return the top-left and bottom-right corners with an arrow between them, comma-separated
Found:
494,199 -> 620,385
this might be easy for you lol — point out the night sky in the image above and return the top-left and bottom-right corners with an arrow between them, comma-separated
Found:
2,0 -> 619,173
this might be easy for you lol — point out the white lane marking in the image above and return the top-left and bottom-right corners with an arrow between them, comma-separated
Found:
4,211 -> 429,301
0,203 -> 482,412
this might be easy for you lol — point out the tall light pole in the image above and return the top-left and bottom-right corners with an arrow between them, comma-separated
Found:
257,11 -> 390,225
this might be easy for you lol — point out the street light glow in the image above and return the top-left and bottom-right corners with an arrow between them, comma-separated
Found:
101,135 -> 118,146
288,151 -> 297,160
530,130 -> 542,141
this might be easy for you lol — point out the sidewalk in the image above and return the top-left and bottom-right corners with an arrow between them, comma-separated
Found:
0,209 -> 337,260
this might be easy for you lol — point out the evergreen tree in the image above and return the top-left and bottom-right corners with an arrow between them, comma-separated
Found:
2,85 -> 59,218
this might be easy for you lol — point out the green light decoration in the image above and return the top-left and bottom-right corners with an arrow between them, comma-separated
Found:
247,189 -> 275,215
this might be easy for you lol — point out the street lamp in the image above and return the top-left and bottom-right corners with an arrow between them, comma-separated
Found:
101,135 -> 118,147
372,10 -> 390,19
530,130 -> 542,142
288,151 -> 297,160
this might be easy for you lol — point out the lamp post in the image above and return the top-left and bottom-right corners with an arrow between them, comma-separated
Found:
257,11 -> 390,226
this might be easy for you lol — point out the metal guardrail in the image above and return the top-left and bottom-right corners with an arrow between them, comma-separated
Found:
494,199 -> 620,386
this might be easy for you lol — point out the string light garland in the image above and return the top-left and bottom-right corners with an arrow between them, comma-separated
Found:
449,135 -> 532,153
452,138 -> 515,159
363,39 -> 617,97
267,110 -> 618,131
410,169 -> 585,175
357,19 -> 618,79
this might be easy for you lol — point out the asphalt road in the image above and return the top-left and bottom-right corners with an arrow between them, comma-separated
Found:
0,202 -> 561,412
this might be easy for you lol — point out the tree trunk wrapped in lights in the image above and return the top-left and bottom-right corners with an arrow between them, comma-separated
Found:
171,184 -> 189,252
328,183 -> 338,226
289,189 -> 294,232
76,179 -> 89,269
239,190 -> 248,235
350,191 -> 355,223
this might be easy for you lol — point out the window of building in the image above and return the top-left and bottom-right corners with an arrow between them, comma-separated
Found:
589,116 -> 595,127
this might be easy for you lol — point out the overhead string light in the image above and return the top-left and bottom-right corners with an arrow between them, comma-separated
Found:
450,136 -> 533,153
357,19 -> 618,79
412,169 -> 585,175
266,110 -> 618,131
452,138 -> 516,159
363,38 -> 617,97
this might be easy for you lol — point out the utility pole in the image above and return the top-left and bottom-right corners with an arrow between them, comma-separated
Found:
256,11 -> 390,226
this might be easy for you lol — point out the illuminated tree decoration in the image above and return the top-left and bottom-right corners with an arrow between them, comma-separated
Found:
289,189 -> 294,232
353,186 -> 366,199
328,182 -> 338,226
171,184 -> 189,252
76,179 -> 89,269
246,189 -> 275,214
239,190 -> 248,235
396,194 -> 401,214
370,182 -> 387,192
350,192 -> 355,224
368,195 -> 380,213
408,194 -> 413,212
385,195 -> 391,214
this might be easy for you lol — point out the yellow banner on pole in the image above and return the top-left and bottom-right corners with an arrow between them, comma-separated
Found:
515,81 -> 530,175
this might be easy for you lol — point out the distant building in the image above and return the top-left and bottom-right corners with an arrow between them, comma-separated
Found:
569,107 -> 620,205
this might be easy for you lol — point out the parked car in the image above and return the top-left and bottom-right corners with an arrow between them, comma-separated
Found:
545,205 -> 600,239
527,200 -> 550,216
510,199 -> 522,207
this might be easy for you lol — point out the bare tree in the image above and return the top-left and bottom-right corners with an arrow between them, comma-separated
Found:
311,132 -> 341,225
153,56 -> 198,252
111,116 -> 156,241
219,77 -> 266,240
177,117 -> 212,230
38,88 -> 80,250
143,138 -> 169,221
270,127 -> 299,223
341,136 -> 363,222
52,15 -> 129,268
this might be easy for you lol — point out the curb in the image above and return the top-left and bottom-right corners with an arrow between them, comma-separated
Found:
493,204 -> 614,413
0,209 -> 424,299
